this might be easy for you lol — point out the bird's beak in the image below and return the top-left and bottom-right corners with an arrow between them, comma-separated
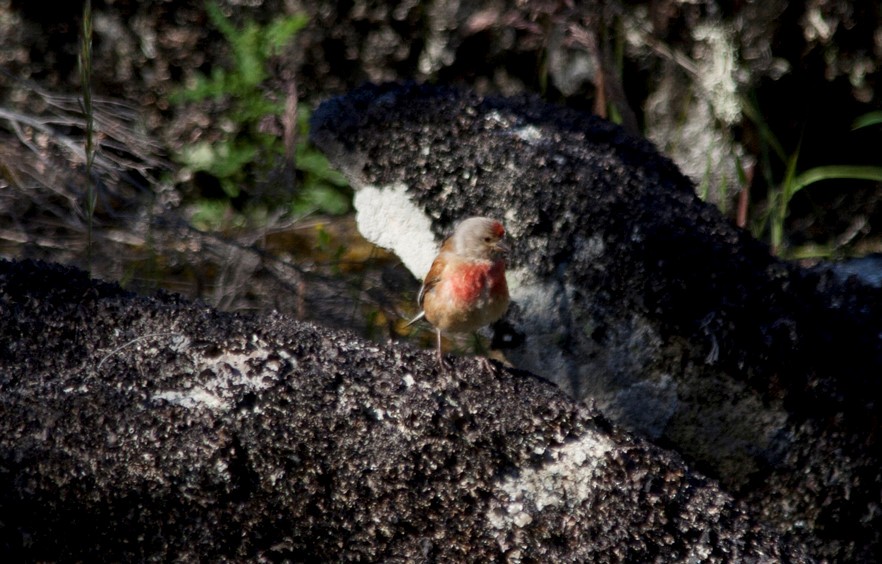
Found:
494,241 -> 510,256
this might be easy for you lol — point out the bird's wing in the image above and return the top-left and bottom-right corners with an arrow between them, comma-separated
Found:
404,310 -> 425,327
417,254 -> 447,308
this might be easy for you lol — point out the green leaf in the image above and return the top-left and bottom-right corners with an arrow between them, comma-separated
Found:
205,1 -> 236,42
791,165 -> 882,194
734,152 -> 748,186
852,111 -> 882,130
771,148 -> 800,253
180,140 -> 257,179
172,2 -> 312,209
296,150 -> 349,187
234,24 -> 266,87
316,226 -> 332,249
219,177 -> 241,198
231,98 -> 283,124
292,184 -> 351,216
191,199 -> 231,230
740,95 -> 787,162
265,14 -> 308,54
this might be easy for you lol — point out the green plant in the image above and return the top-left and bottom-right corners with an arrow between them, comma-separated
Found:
852,111 -> 882,131
290,107 -> 349,216
742,97 -> 882,256
174,2 -> 348,216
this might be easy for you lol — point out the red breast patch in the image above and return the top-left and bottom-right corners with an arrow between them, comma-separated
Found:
449,260 -> 506,303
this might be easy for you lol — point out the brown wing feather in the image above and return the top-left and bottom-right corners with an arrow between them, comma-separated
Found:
418,235 -> 456,307
418,255 -> 446,308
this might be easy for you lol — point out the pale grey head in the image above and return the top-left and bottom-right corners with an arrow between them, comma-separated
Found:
448,216 -> 509,260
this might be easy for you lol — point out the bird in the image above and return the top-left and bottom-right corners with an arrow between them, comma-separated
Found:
407,216 -> 510,369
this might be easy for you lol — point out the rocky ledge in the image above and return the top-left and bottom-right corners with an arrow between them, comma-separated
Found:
310,83 -> 882,560
0,259 -> 802,560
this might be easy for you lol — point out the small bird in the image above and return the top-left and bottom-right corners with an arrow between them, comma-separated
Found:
408,217 -> 510,369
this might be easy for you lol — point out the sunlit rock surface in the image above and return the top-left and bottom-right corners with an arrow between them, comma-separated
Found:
311,82 -> 882,560
0,259 -> 805,560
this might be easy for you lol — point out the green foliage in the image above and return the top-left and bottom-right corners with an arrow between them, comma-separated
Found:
852,111 -> 882,131
190,199 -> 236,231
291,107 -> 350,216
180,142 -> 257,199
314,224 -> 347,269
741,96 -> 882,256
174,2 -> 349,216
177,2 -> 306,104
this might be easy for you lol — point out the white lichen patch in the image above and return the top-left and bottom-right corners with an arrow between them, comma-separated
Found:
483,110 -> 511,128
513,124 -> 543,144
151,348 -> 278,411
483,110 -> 545,146
153,388 -> 225,410
353,183 -> 437,279
487,431 -> 615,538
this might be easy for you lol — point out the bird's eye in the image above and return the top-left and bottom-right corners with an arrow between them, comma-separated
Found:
484,237 -> 492,243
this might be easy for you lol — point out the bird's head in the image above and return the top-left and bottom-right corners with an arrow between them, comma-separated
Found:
450,216 -> 509,260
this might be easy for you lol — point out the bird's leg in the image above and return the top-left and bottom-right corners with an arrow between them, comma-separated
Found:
478,356 -> 500,374
436,328 -> 451,370
472,332 -> 500,374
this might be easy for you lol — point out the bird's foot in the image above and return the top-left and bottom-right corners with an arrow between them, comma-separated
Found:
436,351 -> 453,372
478,356 -> 501,374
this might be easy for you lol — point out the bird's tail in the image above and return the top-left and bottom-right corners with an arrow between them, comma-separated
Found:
405,311 -> 425,327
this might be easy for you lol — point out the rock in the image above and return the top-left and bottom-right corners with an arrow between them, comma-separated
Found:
0,259 -> 804,560
826,253 -> 882,288
310,82 -> 882,560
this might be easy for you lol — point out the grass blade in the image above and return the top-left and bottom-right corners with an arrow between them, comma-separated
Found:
791,165 -> 882,194
852,111 -> 882,131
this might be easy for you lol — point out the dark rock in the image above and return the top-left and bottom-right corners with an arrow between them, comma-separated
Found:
825,253 -> 882,288
0,258 -> 804,560
310,82 -> 882,560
